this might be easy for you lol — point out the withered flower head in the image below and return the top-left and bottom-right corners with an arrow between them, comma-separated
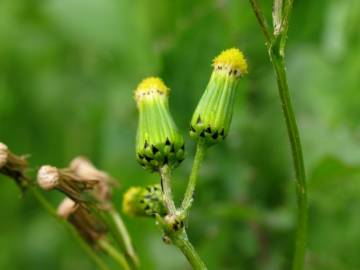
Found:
37,165 -> 98,203
57,197 -> 107,246
69,156 -> 116,207
0,142 -> 29,192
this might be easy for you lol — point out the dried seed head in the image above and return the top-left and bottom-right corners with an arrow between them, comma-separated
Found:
57,197 -> 107,246
0,142 -> 30,191
0,143 -> 9,168
190,48 -> 248,146
69,156 -> 115,205
57,197 -> 78,219
37,165 -> 60,190
122,184 -> 166,217
37,164 -> 98,204
135,77 -> 185,172
70,157 -> 108,182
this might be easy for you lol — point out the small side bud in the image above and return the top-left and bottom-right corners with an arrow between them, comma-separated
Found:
134,77 -> 185,172
190,48 -> 248,146
122,184 -> 166,217
0,142 -> 30,191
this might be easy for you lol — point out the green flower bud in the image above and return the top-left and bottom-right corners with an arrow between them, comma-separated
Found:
135,77 -> 185,171
122,184 -> 166,217
190,48 -> 248,146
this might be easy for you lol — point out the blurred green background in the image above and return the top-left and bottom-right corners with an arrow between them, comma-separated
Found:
1,0 -> 360,269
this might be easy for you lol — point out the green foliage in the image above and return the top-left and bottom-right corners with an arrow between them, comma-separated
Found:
0,0 -> 359,269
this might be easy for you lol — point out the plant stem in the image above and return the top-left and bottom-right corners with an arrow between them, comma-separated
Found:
181,142 -> 206,212
29,186 -> 111,270
159,164 -> 177,215
270,51 -> 308,270
98,238 -> 131,270
249,0 -> 273,45
248,1 -> 308,269
170,231 -> 207,270
109,209 -> 140,268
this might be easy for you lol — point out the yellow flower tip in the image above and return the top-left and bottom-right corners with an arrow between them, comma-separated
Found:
212,48 -> 248,75
122,186 -> 141,217
134,77 -> 170,102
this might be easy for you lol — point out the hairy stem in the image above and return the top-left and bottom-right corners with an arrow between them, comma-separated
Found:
98,238 -> 131,270
109,209 -> 140,268
159,165 -> 177,215
171,231 -> 207,270
181,142 -> 207,212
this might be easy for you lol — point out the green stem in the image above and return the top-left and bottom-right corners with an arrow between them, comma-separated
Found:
29,186 -> 111,270
159,164 -> 177,215
98,238 -> 131,270
109,209 -> 140,268
248,1 -> 308,269
181,142 -> 206,212
270,52 -> 308,270
170,231 -> 207,270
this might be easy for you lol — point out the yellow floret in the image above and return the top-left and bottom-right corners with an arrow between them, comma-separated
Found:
135,77 -> 169,98
213,48 -> 248,75
122,186 -> 141,217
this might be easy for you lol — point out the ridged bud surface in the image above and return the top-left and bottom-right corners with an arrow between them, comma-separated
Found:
190,48 -> 247,145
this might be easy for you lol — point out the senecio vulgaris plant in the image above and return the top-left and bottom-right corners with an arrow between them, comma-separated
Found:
0,48 -> 247,270
123,48 -> 248,269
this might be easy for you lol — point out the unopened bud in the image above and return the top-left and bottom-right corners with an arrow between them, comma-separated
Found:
135,77 -> 185,172
123,184 -> 166,217
190,48 -> 247,146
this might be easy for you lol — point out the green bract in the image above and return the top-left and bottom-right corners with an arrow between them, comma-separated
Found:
135,77 -> 185,172
190,48 -> 248,146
